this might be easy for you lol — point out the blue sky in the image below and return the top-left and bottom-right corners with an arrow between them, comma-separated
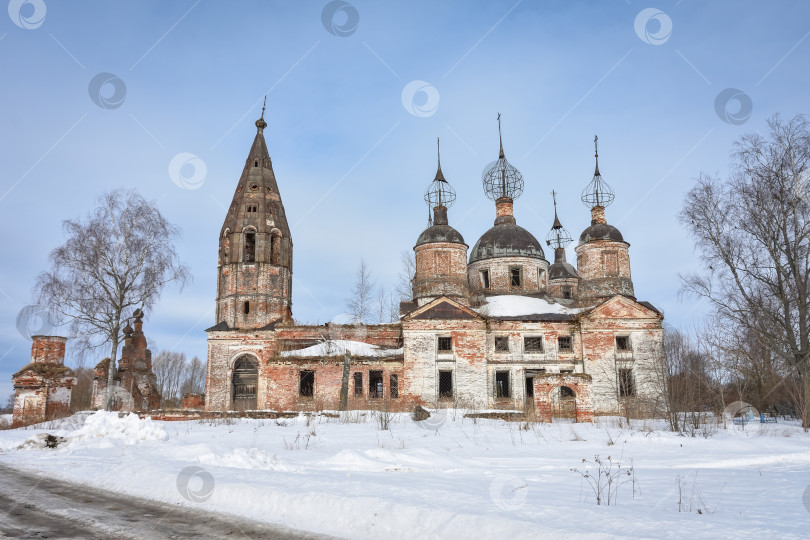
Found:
1,0 -> 809,402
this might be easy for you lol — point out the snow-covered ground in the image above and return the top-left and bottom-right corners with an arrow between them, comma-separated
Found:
1,411 -> 809,539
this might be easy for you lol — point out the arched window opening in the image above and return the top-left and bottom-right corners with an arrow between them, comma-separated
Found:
232,355 -> 258,410
244,232 -> 256,262
271,233 -> 281,265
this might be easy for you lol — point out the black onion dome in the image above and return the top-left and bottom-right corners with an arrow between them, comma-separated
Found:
578,223 -> 625,245
416,224 -> 466,247
469,223 -> 545,263
549,261 -> 578,280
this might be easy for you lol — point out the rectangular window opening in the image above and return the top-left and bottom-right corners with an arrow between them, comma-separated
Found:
438,370 -> 453,400
538,269 -> 545,288
495,371 -> 510,398
244,232 -> 256,262
616,336 -> 631,351
510,267 -> 522,287
525,377 -> 534,398
243,301 -> 250,314
299,370 -> 314,397
562,286 -> 573,300
369,370 -> 383,399
353,372 -> 363,396
619,368 -> 635,397
524,336 -> 544,353
558,336 -> 572,352
481,269 -> 490,289
494,336 -> 509,352
389,374 -> 399,399
437,336 -> 452,352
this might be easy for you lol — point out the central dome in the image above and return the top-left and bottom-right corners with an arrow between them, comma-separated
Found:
469,223 -> 546,263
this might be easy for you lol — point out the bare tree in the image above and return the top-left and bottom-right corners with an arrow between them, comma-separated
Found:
680,114 -> 810,428
154,350 -> 187,407
396,249 -> 416,301
346,258 -> 374,324
180,356 -> 206,396
35,189 -> 189,411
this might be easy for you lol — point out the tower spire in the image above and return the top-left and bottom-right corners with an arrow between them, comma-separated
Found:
546,190 -> 572,250
497,112 -> 505,159
255,96 -> 268,132
551,190 -> 562,229
434,137 -> 445,182
594,134 -> 600,176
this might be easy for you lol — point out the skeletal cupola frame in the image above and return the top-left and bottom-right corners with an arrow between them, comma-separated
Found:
581,135 -> 615,208
546,190 -> 573,249
482,113 -> 525,201
424,137 -> 457,217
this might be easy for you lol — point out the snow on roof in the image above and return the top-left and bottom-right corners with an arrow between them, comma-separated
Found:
474,295 -> 583,318
281,340 -> 403,358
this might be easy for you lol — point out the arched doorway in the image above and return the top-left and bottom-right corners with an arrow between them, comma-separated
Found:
551,385 -> 577,420
232,355 -> 258,410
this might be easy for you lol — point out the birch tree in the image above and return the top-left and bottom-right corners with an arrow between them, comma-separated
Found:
34,190 -> 189,410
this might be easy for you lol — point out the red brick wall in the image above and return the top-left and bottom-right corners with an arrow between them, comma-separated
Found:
30,336 -> 67,365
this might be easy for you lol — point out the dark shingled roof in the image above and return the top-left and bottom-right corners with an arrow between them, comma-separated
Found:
549,261 -> 578,280
416,224 -> 466,247
469,223 -> 546,263
578,223 -> 625,245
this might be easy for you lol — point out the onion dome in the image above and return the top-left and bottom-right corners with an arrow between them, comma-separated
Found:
416,139 -> 465,247
580,134 -> 615,209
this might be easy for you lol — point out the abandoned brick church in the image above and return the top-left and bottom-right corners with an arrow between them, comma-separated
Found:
204,110 -> 665,422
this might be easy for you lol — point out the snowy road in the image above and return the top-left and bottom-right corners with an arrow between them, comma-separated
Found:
0,463 -> 328,539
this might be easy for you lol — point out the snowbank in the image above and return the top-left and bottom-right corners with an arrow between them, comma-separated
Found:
68,411 -> 168,447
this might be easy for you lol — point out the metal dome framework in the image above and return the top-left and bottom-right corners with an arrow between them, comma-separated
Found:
546,190 -> 573,249
581,135 -> 616,208
424,138 -> 457,210
482,114 -> 524,201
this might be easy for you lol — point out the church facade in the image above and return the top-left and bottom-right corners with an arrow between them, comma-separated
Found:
204,112 -> 665,421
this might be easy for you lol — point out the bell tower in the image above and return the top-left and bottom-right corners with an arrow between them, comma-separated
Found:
215,102 -> 293,329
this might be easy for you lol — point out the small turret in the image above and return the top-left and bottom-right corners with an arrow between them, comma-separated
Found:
412,139 -> 469,307
545,191 -> 578,300
575,136 -> 634,302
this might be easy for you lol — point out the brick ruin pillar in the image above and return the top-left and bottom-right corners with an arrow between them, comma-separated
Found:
11,336 -> 76,427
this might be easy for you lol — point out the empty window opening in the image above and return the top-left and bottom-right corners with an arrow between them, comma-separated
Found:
616,336 -> 631,351
353,372 -> 363,396
525,377 -> 534,398
495,371 -> 510,398
254,160 -> 259,167
494,336 -> 509,352
243,301 -> 250,314
437,336 -> 452,352
389,374 -> 399,398
510,267 -> 522,287
560,386 -> 575,398
438,370 -> 453,399
560,369 -> 574,374
369,370 -> 383,399
299,370 -> 314,397
271,234 -> 281,265
619,368 -> 635,397
244,232 -> 256,262
558,336 -> 572,352
524,336 -> 544,353
538,269 -> 546,288
562,286 -> 573,300
481,269 -> 490,289
246,204 -> 258,213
